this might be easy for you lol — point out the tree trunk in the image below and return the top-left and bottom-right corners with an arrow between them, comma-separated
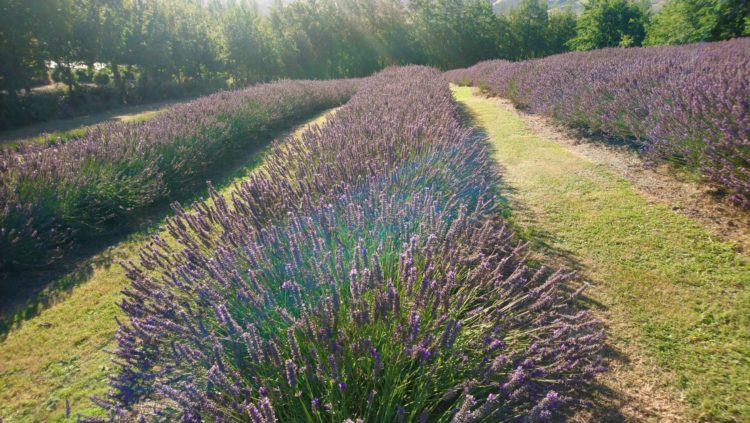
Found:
111,61 -> 125,104
62,62 -> 76,94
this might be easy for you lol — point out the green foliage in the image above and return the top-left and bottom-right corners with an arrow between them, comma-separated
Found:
498,0 -> 579,59
0,1 -> 52,94
410,0 -> 502,69
547,9 -> 579,54
223,0 -> 280,84
14,0 -> 745,128
93,70 -> 111,86
507,0 -> 551,58
645,0 -> 750,45
567,0 -> 649,50
0,0 -> 580,105
75,68 -> 94,83
2,0 -> 747,118
50,67 -> 65,84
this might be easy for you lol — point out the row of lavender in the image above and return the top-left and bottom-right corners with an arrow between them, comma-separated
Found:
95,67 -> 603,421
0,79 -> 358,279
446,39 -> 750,209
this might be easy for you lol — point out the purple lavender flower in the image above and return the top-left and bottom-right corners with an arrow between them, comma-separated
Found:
446,39 -> 750,209
0,78 -> 359,274
101,66 -> 603,422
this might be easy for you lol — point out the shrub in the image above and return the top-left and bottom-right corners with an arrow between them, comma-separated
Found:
50,66 -> 64,83
93,67 -> 603,421
0,79 -> 359,281
445,39 -> 750,209
94,70 -> 111,86
75,67 -> 94,83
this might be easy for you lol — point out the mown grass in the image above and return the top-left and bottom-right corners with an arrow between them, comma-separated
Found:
453,85 -> 750,422
0,110 -> 334,422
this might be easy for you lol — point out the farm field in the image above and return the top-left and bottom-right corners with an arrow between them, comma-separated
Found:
0,99 -> 181,148
0,66 -> 747,422
118,67 -> 607,421
0,40 -> 748,422
453,86 -> 750,421
1,67 -> 609,421
0,109 -> 336,421
0,79 -> 356,281
3,0 -> 750,419
446,39 -> 750,211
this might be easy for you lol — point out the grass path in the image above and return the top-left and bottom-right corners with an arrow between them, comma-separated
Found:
0,98 -> 180,147
452,86 -> 750,422
0,110 -> 334,422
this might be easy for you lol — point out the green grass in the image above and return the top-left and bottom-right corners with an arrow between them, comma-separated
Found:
452,85 -> 750,421
0,100 -> 176,148
9,107 -> 167,148
0,110 -> 334,422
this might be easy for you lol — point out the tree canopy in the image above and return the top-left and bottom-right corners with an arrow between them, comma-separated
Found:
645,0 -> 750,45
567,0 -> 649,50
1,0 -> 748,107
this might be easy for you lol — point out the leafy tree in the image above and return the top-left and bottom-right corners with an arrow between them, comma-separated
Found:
710,0 -> 750,39
547,8 -> 578,54
507,0 -> 550,58
645,0 -> 750,45
362,0 -> 417,67
222,0 -> 281,84
0,0 -> 48,97
168,0 -> 221,82
86,0 -> 130,102
568,0 -> 649,50
499,0 -> 577,59
409,0 -> 501,69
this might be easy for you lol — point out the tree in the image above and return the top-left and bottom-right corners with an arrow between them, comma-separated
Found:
88,0 -> 131,102
710,0 -> 750,39
508,0 -> 550,59
362,0 -> 417,67
567,0 -> 649,50
0,0 -> 48,97
223,0 -> 281,84
547,8 -> 578,54
409,0 -> 500,69
645,0 -> 750,45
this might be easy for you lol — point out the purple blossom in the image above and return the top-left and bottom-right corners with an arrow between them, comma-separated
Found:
446,38 -> 750,209
0,78 -> 359,275
99,66 -> 603,422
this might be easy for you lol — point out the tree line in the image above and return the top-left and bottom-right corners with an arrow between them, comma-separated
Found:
0,0 -> 747,123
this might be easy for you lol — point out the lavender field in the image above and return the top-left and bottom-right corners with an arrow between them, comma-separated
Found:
91,66 -> 604,421
1,39 -> 749,422
0,79 -> 357,280
446,38 -> 750,209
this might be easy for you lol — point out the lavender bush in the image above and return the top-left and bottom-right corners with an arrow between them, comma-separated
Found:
0,79 -> 358,277
446,39 -> 750,209
97,67 -> 603,422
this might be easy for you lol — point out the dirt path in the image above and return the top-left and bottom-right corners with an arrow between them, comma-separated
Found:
0,110 -> 334,422
453,86 -> 750,422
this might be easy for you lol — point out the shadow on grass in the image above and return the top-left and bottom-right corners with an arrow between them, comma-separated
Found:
0,109 -> 331,338
456,96 -> 639,423
0,96 -> 201,148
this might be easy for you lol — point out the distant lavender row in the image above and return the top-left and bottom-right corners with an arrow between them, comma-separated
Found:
0,79 -> 358,277
96,67 -> 603,421
446,39 -> 750,209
